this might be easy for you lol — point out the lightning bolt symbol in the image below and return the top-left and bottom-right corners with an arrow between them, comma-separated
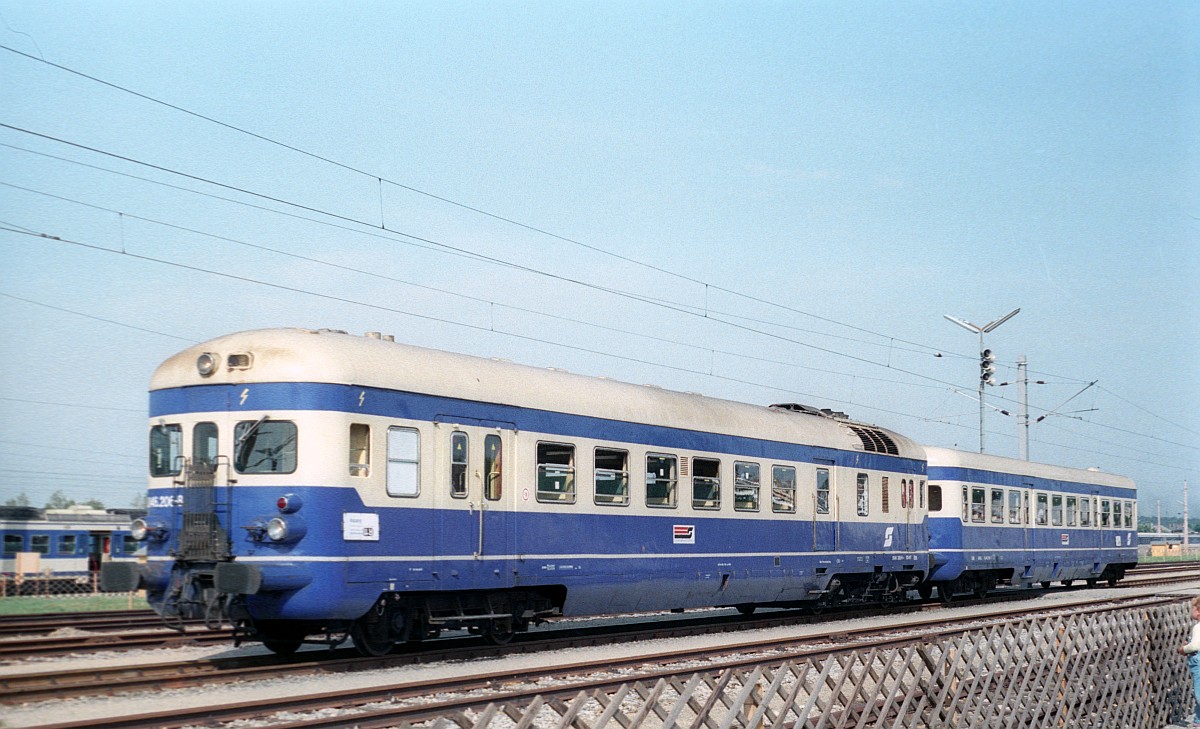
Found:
359,391 -> 366,407
239,388 -> 249,406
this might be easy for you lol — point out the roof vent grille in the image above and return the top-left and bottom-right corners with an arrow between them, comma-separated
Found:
848,425 -> 899,455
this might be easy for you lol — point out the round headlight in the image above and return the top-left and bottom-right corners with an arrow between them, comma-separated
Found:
131,518 -> 149,541
266,517 -> 289,542
196,352 -> 218,376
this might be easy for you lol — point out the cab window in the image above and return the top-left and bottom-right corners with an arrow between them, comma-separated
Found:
149,424 -> 182,476
193,422 -> 219,469
234,420 -> 297,474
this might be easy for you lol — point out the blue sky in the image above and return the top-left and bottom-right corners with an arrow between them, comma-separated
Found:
0,2 -> 1196,517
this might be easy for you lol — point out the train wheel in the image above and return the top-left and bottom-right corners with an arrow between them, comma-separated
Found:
1039,581 -> 1051,589
1062,580 -> 1074,587
351,619 -> 394,657
974,581 -> 989,599
483,618 -> 516,645
1107,573 -> 1119,588
736,605 -> 756,616
917,583 -> 933,600
938,584 -> 954,605
1086,578 -> 1098,588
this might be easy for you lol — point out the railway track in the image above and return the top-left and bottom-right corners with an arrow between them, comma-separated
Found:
0,562 -> 1196,661
20,592 -> 1189,729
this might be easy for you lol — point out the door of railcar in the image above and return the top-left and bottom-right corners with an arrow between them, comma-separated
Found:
435,421 -> 514,586
812,465 -> 836,551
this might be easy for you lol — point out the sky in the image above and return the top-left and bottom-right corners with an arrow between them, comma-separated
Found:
0,2 -> 1196,519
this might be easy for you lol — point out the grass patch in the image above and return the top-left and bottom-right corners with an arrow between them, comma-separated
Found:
0,594 -> 150,615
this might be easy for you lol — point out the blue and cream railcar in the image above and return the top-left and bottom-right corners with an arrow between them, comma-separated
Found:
104,327 -> 931,654
923,447 -> 1137,600
1,506 -> 141,582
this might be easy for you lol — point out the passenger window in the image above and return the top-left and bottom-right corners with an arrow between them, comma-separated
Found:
971,487 -> 986,523
857,474 -> 870,517
900,479 -> 908,509
815,468 -> 830,514
692,458 -> 721,510
772,465 -> 796,513
1008,490 -> 1022,524
1125,501 -> 1134,528
1080,497 -> 1092,527
484,434 -> 502,501
149,424 -> 182,477
193,422 -> 219,469
1066,496 -> 1077,526
2,534 -> 21,556
919,480 -> 926,509
991,488 -> 1004,523
1113,501 -> 1123,529
30,535 -> 49,554
349,423 -> 370,477
881,476 -> 890,514
594,448 -> 629,506
1100,499 -> 1111,527
536,442 -> 576,503
928,484 -> 942,512
1051,495 -> 1063,526
57,534 -> 77,555
734,462 -> 760,511
1036,494 -> 1048,525
450,431 -> 468,497
962,486 -> 969,521
234,420 -> 297,474
646,454 -> 678,508
385,427 -> 420,497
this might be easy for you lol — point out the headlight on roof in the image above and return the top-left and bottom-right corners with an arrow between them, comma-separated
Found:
197,352 -> 218,377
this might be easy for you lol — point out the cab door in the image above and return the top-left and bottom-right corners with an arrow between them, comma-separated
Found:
477,430 -> 514,583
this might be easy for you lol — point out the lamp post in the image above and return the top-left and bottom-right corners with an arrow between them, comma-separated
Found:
944,308 -> 1020,454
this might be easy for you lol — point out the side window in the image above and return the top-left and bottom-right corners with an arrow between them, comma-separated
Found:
692,458 -> 721,510
990,488 -> 1004,523
149,424 -> 182,477
594,448 -> 629,506
30,535 -> 50,554
349,423 -> 370,477
971,487 -> 986,523
1066,496 -> 1077,526
1080,497 -> 1092,527
1125,501 -> 1134,528
1036,493 -> 1048,525
1100,499 -> 1111,527
646,454 -> 678,508
484,434 -> 502,501
386,426 -> 420,497
536,442 -> 576,503
815,468 -> 830,514
1113,501 -> 1123,529
1008,490 -> 1022,524
1051,495 -> 1063,526
881,476 -> 890,514
2,534 -> 21,555
962,486 -> 969,521
193,422 -> 219,469
900,479 -> 908,509
919,479 -> 926,509
450,431 -> 468,498
856,473 -> 869,517
57,534 -> 78,555
928,484 -> 943,512
734,462 -> 760,511
235,420 -> 297,474
772,465 -> 796,513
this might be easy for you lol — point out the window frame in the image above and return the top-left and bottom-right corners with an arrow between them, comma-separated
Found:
928,484 -> 943,513
990,488 -> 1004,524
645,453 -> 678,509
1008,490 -> 1022,524
484,433 -> 502,501
857,473 -> 870,517
349,423 -> 370,478
535,441 -> 577,504
149,423 -> 183,477
816,468 -> 830,515
234,419 -> 298,475
733,461 -> 760,512
691,457 -> 721,511
385,426 -> 421,498
450,431 -> 468,498
771,465 -> 796,514
1036,493 -> 1049,526
594,447 -> 630,506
